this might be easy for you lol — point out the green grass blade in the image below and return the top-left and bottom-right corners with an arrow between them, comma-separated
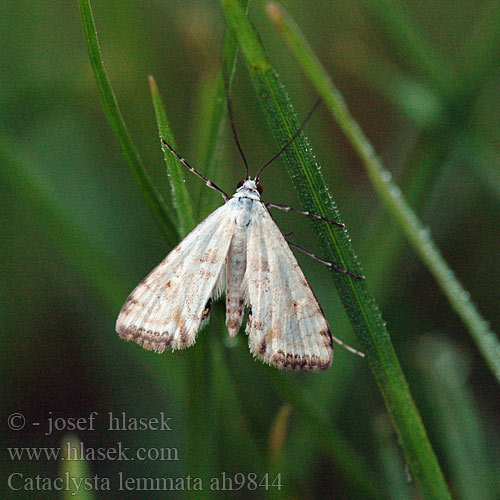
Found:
191,73 -> 225,217
2,134 -> 210,497
417,337 -> 497,500
59,435 -> 95,500
268,1 -> 500,387
0,133 -> 186,371
196,0 -> 249,214
358,0 -> 452,95
77,0 -> 178,244
3,137 -> 217,500
182,6 -> 249,491
270,372 -> 383,498
453,0 -> 500,100
374,415 -> 414,500
77,2 -> 218,491
211,337 -> 264,466
206,14 -> 383,487
220,1 -> 452,498
459,134 -> 500,205
0,138 -> 128,309
148,74 -> 213,495
149,75 -> 196,235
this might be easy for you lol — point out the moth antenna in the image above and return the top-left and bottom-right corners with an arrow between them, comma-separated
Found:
255,98 -> 321,181
224,79 -> 250,179
161,139 -> 229,201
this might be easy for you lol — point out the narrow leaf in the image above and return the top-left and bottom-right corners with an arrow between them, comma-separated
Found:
374,415 -> 414,500
195,0 -> 250,215
59,435 -> 95,500
270,371 -> 383,498
417,337 -> 497,500
77,0 -> 178,244
358,0 -> 452,95
267,2 -> 500,387
149,75 -> 196,235
220,1 -> 452,498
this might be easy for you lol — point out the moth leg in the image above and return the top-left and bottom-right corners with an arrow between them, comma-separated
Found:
266,203 -> 344,228
286,239 -> 365,280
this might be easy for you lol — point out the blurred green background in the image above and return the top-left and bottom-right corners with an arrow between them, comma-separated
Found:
2,0 -> 499,498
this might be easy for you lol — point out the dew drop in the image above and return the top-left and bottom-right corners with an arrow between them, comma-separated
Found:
381,171 -> 392,182
420,228 -> 431,239
390,185 -> 401,198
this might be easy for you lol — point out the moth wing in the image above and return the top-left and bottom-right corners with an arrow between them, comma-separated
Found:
116,203 -> 234,352
246,204 -> 333,370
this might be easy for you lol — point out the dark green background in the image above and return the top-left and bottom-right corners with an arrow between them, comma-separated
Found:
2,0 -> 499,498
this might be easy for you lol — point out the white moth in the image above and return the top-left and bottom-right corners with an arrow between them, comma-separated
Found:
116,100 -> 363,370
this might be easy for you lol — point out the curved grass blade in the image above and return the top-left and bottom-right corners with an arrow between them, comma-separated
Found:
269,371 -> 384,498
0,135 -> 185,386
267,2 -> 500,387
77,0 -> 178,244
220,1 -> 452,498
149,4 -> 247,491
453,0 -> 500,100
195,0 -> 249,215
149,75 -> 215,498
59,434 -> 95,500
417,337 -> 497,500
149,75 -> 196,235
0,138 -> 128,308
358,0 -> 452,96
193,4 -> 380,494
3,132 -> 214,495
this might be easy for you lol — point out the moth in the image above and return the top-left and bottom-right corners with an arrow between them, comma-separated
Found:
116,98 -> 364,370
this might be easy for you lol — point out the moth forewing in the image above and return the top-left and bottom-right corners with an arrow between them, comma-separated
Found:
245,202 -> 333,371
115,203 -> 235,352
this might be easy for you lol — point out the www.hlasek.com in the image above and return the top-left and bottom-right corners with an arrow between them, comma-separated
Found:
8,472 -> 283,493
7,440 -> 179,462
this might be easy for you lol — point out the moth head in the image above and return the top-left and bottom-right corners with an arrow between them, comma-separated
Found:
236,179 -> 263,195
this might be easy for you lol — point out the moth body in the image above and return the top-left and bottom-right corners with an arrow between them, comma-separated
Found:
116,179 -> 334,370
